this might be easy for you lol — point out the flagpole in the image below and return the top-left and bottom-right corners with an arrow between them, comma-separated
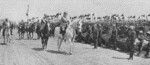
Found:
26,4 -> 29,23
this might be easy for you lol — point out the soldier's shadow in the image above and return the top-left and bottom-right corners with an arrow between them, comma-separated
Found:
112,56 -> 128,60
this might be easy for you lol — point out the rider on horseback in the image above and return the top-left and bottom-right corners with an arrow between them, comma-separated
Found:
2,18 -> 11,34
60,12 -> 71,37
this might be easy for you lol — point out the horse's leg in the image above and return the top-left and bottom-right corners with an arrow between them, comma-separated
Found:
44,37 -> 49,50
41,37 -> 44,49
9,34 -> 11,43
57,38 -> 60,51
57,37 -> 63,51
3,36 -> 5,44
18,33 -> 20,39
20,32 -> 22,39
43,38 -> 46,49
19,33 -> 21,39
30,32 -> 32,39
6,34 -> 8,44
27,32 -> 29,39
37,33 -> 39,39
23,33 -> 25,39
68,38 -> 74,55
32,32 -> 34,39
29,33 -> 31,39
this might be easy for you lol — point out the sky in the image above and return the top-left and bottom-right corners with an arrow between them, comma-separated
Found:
0,0 -> 150,21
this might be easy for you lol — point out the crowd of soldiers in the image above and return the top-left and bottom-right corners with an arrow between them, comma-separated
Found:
1,12 -> 150,60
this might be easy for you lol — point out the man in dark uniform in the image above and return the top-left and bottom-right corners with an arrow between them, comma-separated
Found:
60,12 -> 70,38
111,24 -> 118,50
127,26 -> 136,60
93,24 -> 99,49
98,24 -> 103,47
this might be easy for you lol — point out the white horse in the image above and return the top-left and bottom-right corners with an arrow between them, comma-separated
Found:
54,19 -> 83,54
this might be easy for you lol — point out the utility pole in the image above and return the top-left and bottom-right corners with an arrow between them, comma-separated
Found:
26,4 -> 29,23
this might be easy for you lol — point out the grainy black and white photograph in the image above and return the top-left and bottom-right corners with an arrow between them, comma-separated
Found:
0,0 -> 150,65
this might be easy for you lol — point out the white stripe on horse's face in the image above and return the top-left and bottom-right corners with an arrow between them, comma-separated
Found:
47,23 -> 50,31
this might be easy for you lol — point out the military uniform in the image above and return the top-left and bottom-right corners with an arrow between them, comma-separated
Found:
98,24 -> 102,46
127,27 -> 136,60
93,24 -> 99,49
111,26 -> 118,50
137,32 -> 144,55
60,16 -> 70,36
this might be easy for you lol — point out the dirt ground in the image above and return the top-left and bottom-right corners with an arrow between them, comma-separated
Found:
0,30 -> 150,65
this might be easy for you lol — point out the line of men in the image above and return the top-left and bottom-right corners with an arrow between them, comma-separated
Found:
41,12 -> 150,60
77,20 -> 150,60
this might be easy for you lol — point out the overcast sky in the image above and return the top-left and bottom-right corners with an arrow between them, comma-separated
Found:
1,0 -> 150,21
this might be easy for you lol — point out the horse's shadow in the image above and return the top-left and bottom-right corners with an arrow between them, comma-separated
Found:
0,43 -> 7,45
32,48 -> 43,51
112,56 -> 128,60
47,50 -> 69,55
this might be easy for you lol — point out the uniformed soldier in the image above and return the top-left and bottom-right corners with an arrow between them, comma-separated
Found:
98,24 -> 102,47
145,31 -> 150,58
93,24 -> 99,49
137,31 -> 144,56
111,24 -> 118,50
127,26 -> 136,60
60,12 -> 71,37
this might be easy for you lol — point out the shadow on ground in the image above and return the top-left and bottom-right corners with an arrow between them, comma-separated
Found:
0,43 -> 7,45
47,50 -> 69,55
32,48 -> 43,51
112,56 -> 128,60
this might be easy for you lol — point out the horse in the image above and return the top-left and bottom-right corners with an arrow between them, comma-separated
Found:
2,22 -> 11,44
54,19 -> 83,55
18,23 -> 26,39
39,20 -> 51,50
26,23 -> 36,39
35,22 -> 41,39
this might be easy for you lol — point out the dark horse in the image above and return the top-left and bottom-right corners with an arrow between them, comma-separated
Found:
26,23 -> 36,39
18,24 -> 26,39
39,20 -> 50,50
